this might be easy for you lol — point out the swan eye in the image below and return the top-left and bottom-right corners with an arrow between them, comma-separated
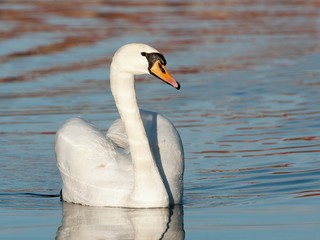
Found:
141,52 -> 146,56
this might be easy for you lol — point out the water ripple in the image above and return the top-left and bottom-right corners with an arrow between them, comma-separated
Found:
1,0 -> 320,238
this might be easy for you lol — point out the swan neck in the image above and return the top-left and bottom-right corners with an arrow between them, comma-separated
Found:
110,64 -> 151,159
110,63 -> 169,207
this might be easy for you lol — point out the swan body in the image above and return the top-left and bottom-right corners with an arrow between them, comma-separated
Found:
55,43 -> 184,208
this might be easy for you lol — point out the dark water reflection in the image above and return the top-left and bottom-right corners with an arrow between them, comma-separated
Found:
1,0 -> 320,239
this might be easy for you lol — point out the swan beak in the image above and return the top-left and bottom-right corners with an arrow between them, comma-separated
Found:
150,60 -> 180,90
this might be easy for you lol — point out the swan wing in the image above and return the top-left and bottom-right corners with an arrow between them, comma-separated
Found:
144,111 -> 184,204
55,117 -> 133,206
55,117 -> 116,175
106,118 -> 129,150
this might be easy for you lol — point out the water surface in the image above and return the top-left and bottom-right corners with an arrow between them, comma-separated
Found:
0,0 -> 320,239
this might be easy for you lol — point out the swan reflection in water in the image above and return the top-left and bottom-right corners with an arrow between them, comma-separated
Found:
56,203 -> 184,240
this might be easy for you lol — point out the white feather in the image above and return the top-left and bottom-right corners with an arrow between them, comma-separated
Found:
55,43 -> 184,208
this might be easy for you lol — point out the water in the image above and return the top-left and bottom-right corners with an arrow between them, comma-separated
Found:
1,0 -> 320,239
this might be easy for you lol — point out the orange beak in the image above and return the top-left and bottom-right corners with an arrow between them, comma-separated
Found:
150,60 -> 180,89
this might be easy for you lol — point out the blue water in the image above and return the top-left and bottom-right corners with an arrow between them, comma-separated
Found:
1,1 -> 320,239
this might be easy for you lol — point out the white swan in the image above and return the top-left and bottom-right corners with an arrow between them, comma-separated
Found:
55,43 -> 184,208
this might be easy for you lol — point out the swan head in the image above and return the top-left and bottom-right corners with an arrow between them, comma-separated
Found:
112,43 -> 180,89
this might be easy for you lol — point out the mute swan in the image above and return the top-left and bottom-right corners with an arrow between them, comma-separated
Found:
55,43 -> 184,208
